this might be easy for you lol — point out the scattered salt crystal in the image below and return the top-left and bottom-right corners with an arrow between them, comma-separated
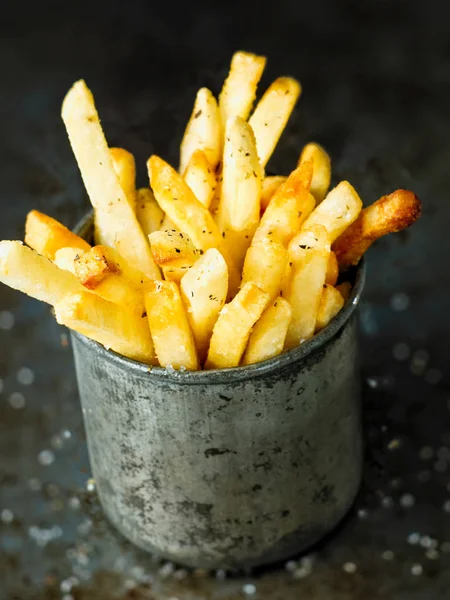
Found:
342,562 -> 357,574
390,292 -> 410,311
381,496 -> 394,509
17,367 -> 34,385
443,500 -> 450,513
392,342 -> 410,361
9,392 -> 25,409
407,532 -> 421,545
285,560 -> 297,572
158,562 -> 175,578
400,493 -> 415,508
86,479 -> 96,492
69,497 -> 81,510
38,449 -> 55,466
425,548 -> 439,560
1,509 -> 14,523
28,477 -> 42,491
215,569 -> 227,580
411,563 -> 423,576
382,550 -> 394,561
358,508 -> 369,519
0,311 -> 15,330
242,583 -> 257,595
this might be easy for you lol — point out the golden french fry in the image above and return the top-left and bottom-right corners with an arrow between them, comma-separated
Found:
241,237 -> 288,301
179,88 -> 222,174
205,282 -> 269,369
315,284 -> 344,332
285,226 -> 330,348
333,189 -> 422,267
161,265 -> 192,283
81,244 -> 152,290
149,230 -> 199,268
159,215 -> 177,232
219,51 -> 266,125
298,143 -> 331,203
216,117 -> 263,269
180,248 -> 228,362
145,280 -> 198,370
300,181 -> 362,243
242,297 -> 292,365
253,161 -> 314,247
73,246 -> 145,315
55,291 -> 155,364
135,188 -> 164,237
183,150 -> 217,209
325,251 -> 339,286
148,155 -> 239,292
249,77 -> 301,168
53,247 -> 83,274
336,281 -> 352,302
261,176 -> 287,212
61,80 -> 160,279
0,241 -> 84,305
25,210 -> 91,260
110,147 -> 136,211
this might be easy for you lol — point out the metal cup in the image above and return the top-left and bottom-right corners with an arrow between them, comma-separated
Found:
71,213 -> 365,570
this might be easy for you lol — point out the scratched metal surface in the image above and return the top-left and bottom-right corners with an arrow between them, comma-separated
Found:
0,1 -> 449,598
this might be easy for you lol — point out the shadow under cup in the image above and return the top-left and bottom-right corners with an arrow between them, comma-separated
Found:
70,213 -> 365,570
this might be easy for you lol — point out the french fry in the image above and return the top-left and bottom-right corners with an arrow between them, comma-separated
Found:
216,117 -> 263,269
135,188 -> 164,237
0,241 -> 84,305
53,247 -> 83,274
110,147 -> 136,211
252,161 -> 314,248
179,88 -> 222,174
325,251 -> 339,286
285,226 -> 330,348
25,210 -> 91,260
261,176 -> 287,212
61,80 -> 160,279
242,297 -> 292,365
300,181 -> 362,243
298,143 -> 331,203
336,281 -> 352,302
148,155 -> 240,292
161,266 -> 193,283
249,77 -> 301,168
333,189 -> 422,267
55,292 -> 155,364
159,215 -> 177,232
180,248 -> 228,363
219,51 -> 266,125
205,282 -> 269,369
145,280 -> 198,370
241,237 -> 288,301
74,246 -> 146,315
315,284 -> 344,332
149,230 -> 199,268
183,150 -> 217,209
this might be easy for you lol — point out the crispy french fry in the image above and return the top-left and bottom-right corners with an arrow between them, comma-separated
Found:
298,143 -> 331,203
241,237 -> 288,301
336,281 -> 352,302
73,246 -> 145,315
25,210 -> 91,260
205,282 -> 269,369
135,188 -> 164,237
149,230 -> 199,268
183,150 -> 217,209
252,161 -> 314,248
55,291 -> 155,364
219,51 -> 266,125
325,251 -> 339,286
0,241 -> 84,304
145,280 -> 198,370
242,297 -> 292,365
180,248 -> 228,362
333,189 -> 422,267
315,284 -> 344,332
261,176 -> 287,212
285,226 -> 330,348
216,117 -> 263,269
61,80 -> 160,279
159,215 -> 177,232
110,147 -> 136,211
148,155 -> 239,292
162,265 -> 193,283
53,247 -> 83,274
300,181 -> 362,243
179,88 -> 222,174
249,77 -> 301,168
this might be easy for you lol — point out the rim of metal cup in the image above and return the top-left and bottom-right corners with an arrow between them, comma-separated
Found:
71,211 -> 366,385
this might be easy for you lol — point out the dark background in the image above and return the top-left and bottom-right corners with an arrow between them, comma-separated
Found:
1,1 -> 449,598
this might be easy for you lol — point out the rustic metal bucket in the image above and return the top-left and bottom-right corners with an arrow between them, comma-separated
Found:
70,213 -> 365,570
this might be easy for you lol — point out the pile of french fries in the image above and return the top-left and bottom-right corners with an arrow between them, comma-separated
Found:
0,51 -> 422,370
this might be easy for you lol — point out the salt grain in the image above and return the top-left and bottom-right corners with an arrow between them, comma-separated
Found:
28,477 -> 42,491
342,562 -> 357,574
382,550 -> 394,561
390,292 -> 410,311
242,583 -> 257,595
86,478 -> 96,492
392,342 -> 410,361
38,449 -> 55,466
1,509 -> 14,523
443,500 -> 450,513
400,493 -> 415,508
411,563 -> 423,576
407,532 -> 421,545
9,392 -> 25,409
425,548 -> 439,560
17,367 -> 35,385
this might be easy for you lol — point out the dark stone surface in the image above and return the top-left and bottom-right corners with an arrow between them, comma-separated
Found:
1,0 -> 449,598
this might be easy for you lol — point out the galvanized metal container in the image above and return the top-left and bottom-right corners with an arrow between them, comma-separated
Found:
71,213 -> 365,570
